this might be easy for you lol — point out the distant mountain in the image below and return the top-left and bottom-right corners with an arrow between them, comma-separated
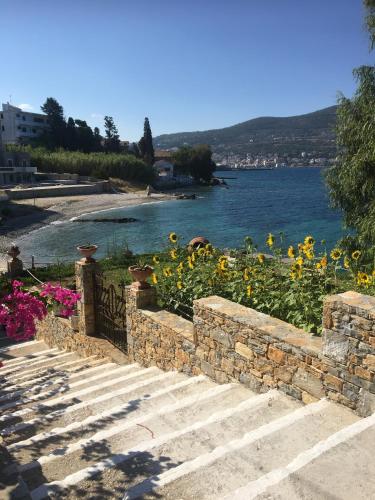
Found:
154,106 -> 337,157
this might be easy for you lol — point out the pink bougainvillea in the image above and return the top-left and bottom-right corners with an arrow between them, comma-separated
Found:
0,281 -> 81,341
0,280 -> 47,341
40,283 -> 81,318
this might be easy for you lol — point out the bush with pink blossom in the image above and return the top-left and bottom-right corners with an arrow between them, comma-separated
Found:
0,280 -> 80,341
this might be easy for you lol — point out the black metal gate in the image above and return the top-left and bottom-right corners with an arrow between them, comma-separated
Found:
94,273 -> 127,352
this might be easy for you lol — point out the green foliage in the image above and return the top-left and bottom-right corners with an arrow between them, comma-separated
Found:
326,32 -> 375,262
138,117 -> 154,165
148,233 -> 375,335
365,0 -> 375,49
8,146 -> 155,184
40,97 -> 66,149
104,116 -> 120,153
172,144 -> 216,181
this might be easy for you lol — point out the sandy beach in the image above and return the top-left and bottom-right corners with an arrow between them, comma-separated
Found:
0,191 -> 175,245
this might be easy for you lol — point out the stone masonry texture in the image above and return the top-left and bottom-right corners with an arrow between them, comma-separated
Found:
36,263 -> 375,417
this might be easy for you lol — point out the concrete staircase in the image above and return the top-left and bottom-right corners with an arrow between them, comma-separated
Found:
0,341 -> 374,500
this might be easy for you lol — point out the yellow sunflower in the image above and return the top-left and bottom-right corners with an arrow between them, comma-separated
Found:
357,271 -> 371,287
304,235 -> 315,246
320,255 -> 328,268
344,256 -> 350,269
296,256 -> 304,266
205,243 -> 213,253
266,233 -> 274,248
163,267 -> 173,277
177,281 -> 183,290
151,273 -> 158,284
169,232 -> 177,244
287,246 -> 295,259
352,250 -> 361,261
330,248 -> 342,261
243,268 -> 250,281
170,249 -> 177,260
187,256 -> 194,269
257,253 -> 265,264
152,255 -> 160,264
246,284 -> 253,297
197,247 -> 206,256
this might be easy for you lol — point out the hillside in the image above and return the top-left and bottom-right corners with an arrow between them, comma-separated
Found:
155,106 -> 337,157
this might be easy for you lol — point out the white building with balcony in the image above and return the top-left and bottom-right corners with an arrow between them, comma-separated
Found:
0,103 -> 49,145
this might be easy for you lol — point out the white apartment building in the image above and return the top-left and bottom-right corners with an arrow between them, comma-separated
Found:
0,103 -> 49,144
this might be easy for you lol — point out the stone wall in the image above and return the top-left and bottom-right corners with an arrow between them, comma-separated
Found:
322,291 -> 375,416
36,260 -> 375,416
125,287 -> 375,416
36,315 -> 128,364
5,181 -> 110,200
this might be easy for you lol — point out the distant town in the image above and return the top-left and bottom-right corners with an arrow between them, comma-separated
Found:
212,151 -> 335,169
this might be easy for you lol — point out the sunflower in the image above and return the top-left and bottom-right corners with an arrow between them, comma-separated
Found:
287,246 -> 295,259
219,258 -> 228,271
343,256 -> 350,269
352,250 -> 361,261
163,267 -> 173,277
357,271 -> 371,287
298,243 -> 304,253
205,243 -> 213,253
330,248 -> 342,261
246,284 -> 253,297
243,268 -> 250,281
197,247 -> 206,256
177,281 -> 183,290
290,270 -> 297,281
316,262 -> 322,270
187,256 -> 194,269
152,255 -> 160,264
320,255 -> 328,268
169,232 -> 177,244
257,253 -> 265,264
296,256 -> 304,266
304,235 -> 315,246
151,273 -> 158,284
191,252 -> 196,263
177,261 -> 184,273
170,249 -> 177,260
266,233 -> 274,248
303,247 -> 314,260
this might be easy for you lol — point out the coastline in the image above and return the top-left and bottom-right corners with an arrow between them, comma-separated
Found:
0,191 -> 175,244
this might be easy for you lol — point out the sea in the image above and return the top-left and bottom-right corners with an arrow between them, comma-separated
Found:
17,167 -> 344,265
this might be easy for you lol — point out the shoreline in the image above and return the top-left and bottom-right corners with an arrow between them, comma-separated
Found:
0,191 -> 175,244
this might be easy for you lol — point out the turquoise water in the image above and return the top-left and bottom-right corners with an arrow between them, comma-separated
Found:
18,167 -> 344,263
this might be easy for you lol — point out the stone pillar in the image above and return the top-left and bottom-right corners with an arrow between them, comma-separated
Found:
6,244 -> 23,278
125,285 -> 157,359
322,291 -> 375,416
75,260 -> 99,337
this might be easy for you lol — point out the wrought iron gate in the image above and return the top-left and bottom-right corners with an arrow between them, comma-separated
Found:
94,273 -> 127,352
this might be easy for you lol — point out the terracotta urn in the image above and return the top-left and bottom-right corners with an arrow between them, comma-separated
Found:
77,244 -> 98,263
7,245 -> 20,261
188,236 -> 210,254
128,265 -> 153,289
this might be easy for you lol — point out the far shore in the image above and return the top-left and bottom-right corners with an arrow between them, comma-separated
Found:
0,191 -> 175,246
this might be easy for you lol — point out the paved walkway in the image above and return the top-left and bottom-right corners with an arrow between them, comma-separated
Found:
0,341 -> 374,499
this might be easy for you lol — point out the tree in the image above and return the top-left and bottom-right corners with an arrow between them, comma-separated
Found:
325,1 -> 375,260
93,127 -> 103,152
172,144 -> 216,181
138,117 -> 154,165
104,116 -> 120,153
40,97 -> 66,149
65,117 -> 77,150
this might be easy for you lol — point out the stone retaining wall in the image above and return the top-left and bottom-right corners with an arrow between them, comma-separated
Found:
125,287 -> 375,416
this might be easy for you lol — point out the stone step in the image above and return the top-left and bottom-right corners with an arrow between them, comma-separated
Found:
0,358 -> 111,397
0,347 -> 60,371
0,363 -> 141,411
12,383 -> 261,474
26,398 -> 360,500
2,356 -> 104,390
0,364 -> 156,427
3,373 -> 212,448
0,340 -> 46,357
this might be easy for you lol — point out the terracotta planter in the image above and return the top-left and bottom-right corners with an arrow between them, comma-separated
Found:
128,265 -> 153,289
77,245 -> 98,263
188,236 -> 210,254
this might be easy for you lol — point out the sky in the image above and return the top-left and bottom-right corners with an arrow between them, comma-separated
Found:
1,0 -> 373,141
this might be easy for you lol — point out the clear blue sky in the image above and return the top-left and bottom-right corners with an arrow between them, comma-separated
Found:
1,0 -> 373,141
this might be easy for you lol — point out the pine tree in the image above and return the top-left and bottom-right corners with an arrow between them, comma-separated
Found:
40,97 -> 66,149
65,117 -> 77,150
104,116 -> 120,153
138,117 -> 154,165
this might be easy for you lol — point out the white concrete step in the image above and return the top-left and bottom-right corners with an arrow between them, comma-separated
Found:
2,342 -> 372,500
